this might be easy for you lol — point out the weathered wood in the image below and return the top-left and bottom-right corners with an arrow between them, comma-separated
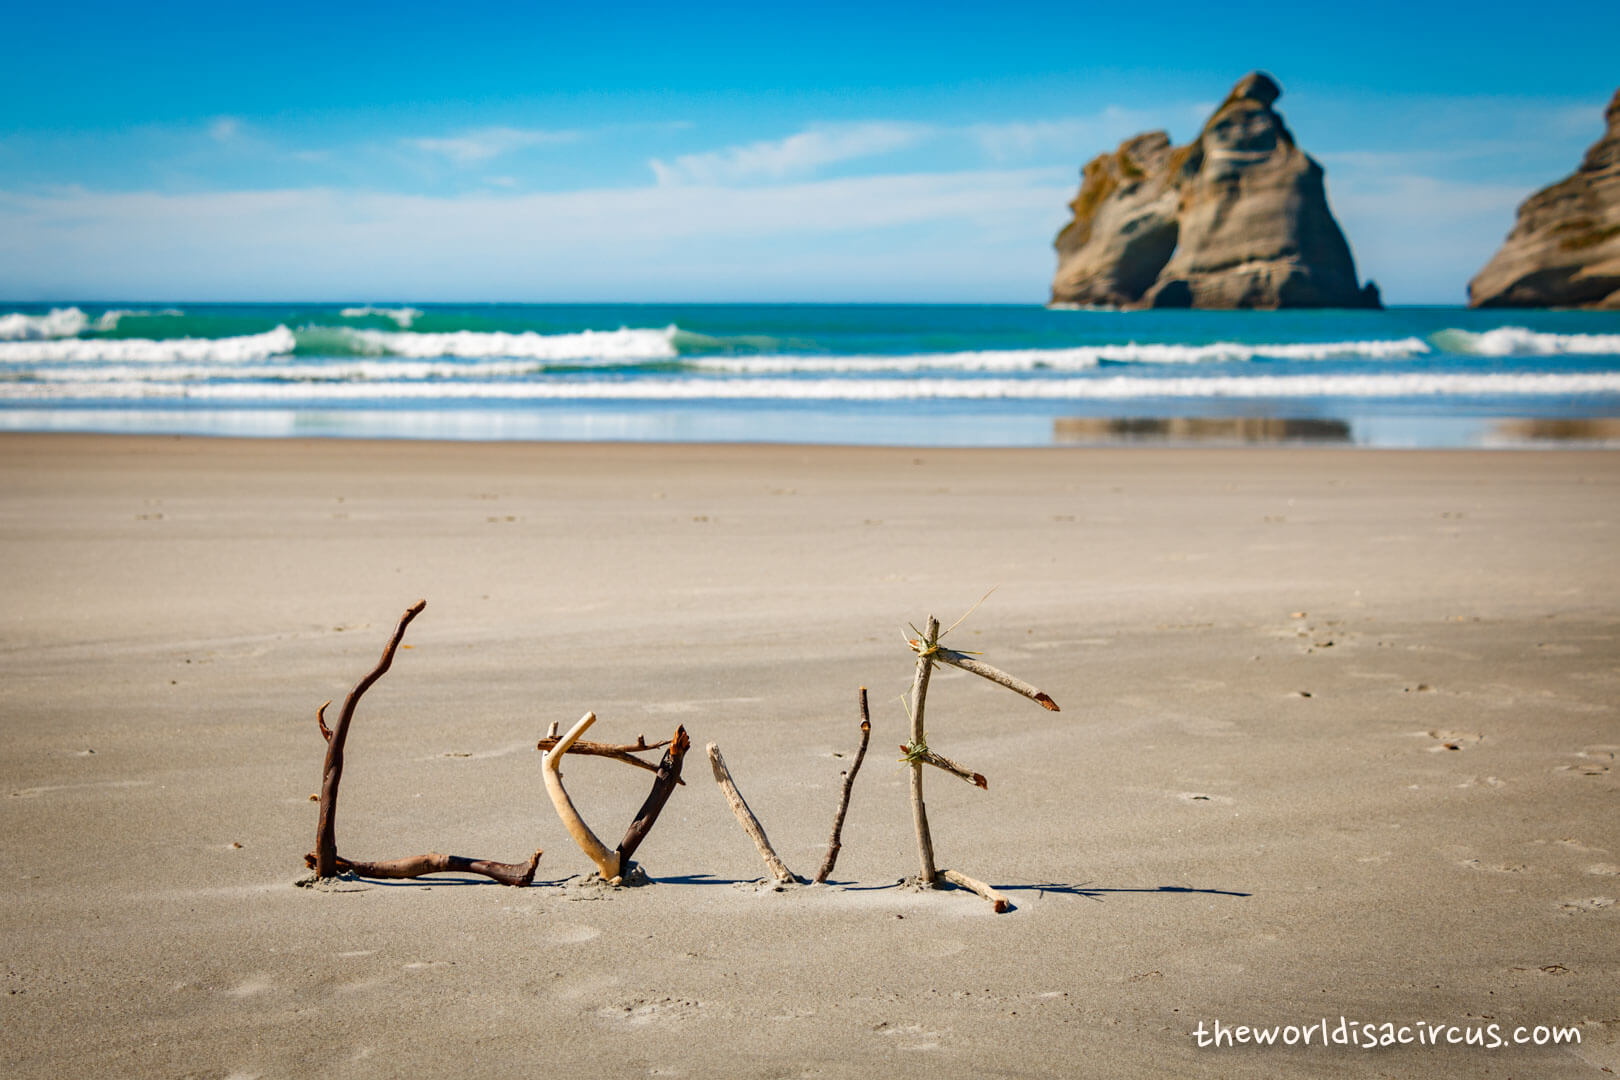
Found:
616,725 -> 690,866
941,868 -> 1011,913
707,743 -> 796,884
313,600 -> 425,879
534,734 -> 683,782
906,744 -> 987,790
927,645 -> 1060,712
304,849 -> 543,886
814,689 -> 872,885
542,712 -> 622,880
907,616 -> 940,886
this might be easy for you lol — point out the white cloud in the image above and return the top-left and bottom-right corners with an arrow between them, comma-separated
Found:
0,169 -> 1073,300
968,103 -> 1210,161
405,126 -> 579,164
208,117 -> 242,142
650,123 -> 931,186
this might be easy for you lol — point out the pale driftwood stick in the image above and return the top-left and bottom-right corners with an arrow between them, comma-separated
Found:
616,725 -> 690,866
941,868 -> 1011,914
927,645 -> 1060,712
814,688 -> 872,884
908,616 -> 940,886
313,600 -> 426,879
304,849 -> 543,887
707,743 -> 796,884
906,745 -> 987,790
545,720 -> 559,739
533,734 -> 684,783
543,712 -> 621,880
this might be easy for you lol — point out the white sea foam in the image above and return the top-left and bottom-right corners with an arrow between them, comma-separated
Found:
6,372 -> 1618,403
339,306 -> 423,328
90,308 -> 185,332
337,325 -> 678,361
0,308 -> 90,341
1433,327 -> 1620,356
20,358 -> 558,383
689,338 -> 1431,374
0,327 -> 296,363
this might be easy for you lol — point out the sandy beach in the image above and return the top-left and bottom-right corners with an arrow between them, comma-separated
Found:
2,433 -> 1616,1078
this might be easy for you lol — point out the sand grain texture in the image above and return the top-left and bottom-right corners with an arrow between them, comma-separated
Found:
2,434 -> 1617,1077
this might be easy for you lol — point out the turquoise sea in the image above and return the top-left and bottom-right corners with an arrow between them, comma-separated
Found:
2,303 -> 1619,446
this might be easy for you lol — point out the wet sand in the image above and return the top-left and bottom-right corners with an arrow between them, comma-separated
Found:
1,433 -> 1617,1077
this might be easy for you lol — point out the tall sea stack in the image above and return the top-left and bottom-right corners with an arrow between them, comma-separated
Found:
1050,72 -> 1380,310
1469,87 -> 1620,309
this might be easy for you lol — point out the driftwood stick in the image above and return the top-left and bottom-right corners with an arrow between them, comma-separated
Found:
707,743 -> 796,884
927,645 -> 1060,712
316,702 -> 333,742
545,720 -> 559,739
905,744 -> 987,790
908,616 -> 940,886
534,735 -> 684,783
313,599 -> 426,879
941,868 -> 1012,913
304,849 -> 543,887
543,712 -> 622,880
616,725 -> 690,866
814,688 -> 872,884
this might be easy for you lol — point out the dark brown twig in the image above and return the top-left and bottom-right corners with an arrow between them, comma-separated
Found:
313,600 -> 425,879
616,725 -> 690,866
814,688 -> 871,884
304,849 -> 543,887
903,744 -> 987,789
534,734 -> 684,782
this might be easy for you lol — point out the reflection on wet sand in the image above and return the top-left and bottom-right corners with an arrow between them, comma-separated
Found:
1053,416 -> 1353,444
1490,417 -> 1620,444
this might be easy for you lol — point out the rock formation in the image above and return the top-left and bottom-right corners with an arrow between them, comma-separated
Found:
1469,88 -> 1620,309
1050,72 -> 1380,310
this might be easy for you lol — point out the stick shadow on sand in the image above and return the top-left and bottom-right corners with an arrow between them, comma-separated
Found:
1001,883 -> 1254,903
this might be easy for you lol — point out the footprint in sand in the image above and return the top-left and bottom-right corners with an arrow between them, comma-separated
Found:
1557,897 -> 1617,914
1460,859 -> 1528,873
1555,748 -> 1614,777
595,998 -> 702,1026
1423,730 -> 1482,752
1586,864 -> 1620,876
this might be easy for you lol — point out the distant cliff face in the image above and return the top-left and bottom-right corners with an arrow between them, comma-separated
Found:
1469,88 -> 1620,310
1051,72 -> 1380,310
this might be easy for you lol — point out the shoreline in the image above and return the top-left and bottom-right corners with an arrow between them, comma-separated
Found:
3,433 -> 1616,1077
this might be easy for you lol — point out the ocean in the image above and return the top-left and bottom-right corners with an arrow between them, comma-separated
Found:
2,303 -> 1618,447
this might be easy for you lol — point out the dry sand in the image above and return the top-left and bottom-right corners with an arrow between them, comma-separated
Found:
1,433 -> 1617,1078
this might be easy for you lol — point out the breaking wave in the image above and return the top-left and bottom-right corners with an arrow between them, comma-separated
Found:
1431,327 -> 1620,356
0,327 -> 298,364
339,306 -> 422,328
320,325 -> 680,361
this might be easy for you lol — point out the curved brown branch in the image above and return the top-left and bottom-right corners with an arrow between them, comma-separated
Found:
313,600 -> 426,879
534,734 -> 684,783
814,688 -> 871,884
616,725 -> 690,866
304,848 -> 543,886
316,701 -> 333,742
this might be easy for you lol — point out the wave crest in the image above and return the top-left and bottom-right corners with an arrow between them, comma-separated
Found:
0,327 -> 297,363
1432,326 -> 1620,356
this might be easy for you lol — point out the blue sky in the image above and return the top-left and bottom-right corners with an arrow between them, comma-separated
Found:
3,1 -> 1617,304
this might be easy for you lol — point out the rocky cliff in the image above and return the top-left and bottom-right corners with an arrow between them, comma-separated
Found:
1051,72 -> 1380,309
1469,88 -> 1620,309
